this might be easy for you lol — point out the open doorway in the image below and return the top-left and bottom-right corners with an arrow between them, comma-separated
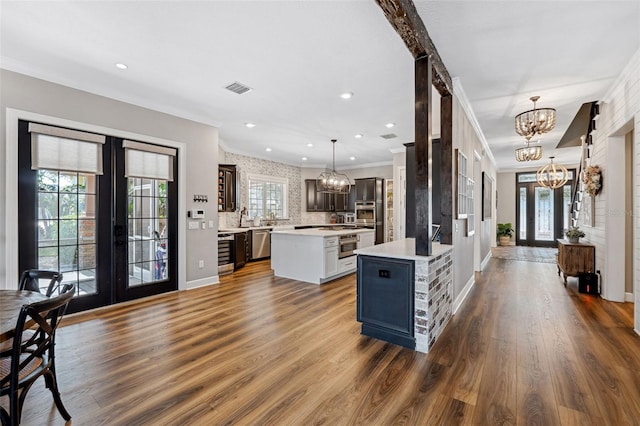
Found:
605,123 -> 635,304
625,130 -> 635,303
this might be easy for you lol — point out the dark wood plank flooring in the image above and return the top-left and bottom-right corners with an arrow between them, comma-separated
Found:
4,255 -> 639,425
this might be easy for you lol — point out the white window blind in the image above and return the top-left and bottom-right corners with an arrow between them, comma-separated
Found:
29,123 -> 106,174
123,140 -> 176,181
247,173 -> 288,219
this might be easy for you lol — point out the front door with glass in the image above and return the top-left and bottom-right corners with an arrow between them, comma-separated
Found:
515,172 -> 574,247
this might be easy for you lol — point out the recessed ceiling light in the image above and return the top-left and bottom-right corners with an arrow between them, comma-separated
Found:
355,134 -> 363,139
245,122 -> 256,128
302,157 -> 307,161
115,63 -> 128,70
265,148 -> 272,152
340,92 -> 354,100
385,122 -> 395,128
307,143 -> 313,147
350,156 -> 356,161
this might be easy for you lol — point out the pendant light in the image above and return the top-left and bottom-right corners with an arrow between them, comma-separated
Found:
515,96 -> 557,141
515,140 -> 543,162
536,156 -> 569,189
316,139 -> 351,194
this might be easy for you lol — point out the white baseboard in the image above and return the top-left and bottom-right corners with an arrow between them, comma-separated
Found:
625,292 -> 634,302
481,251 -> 491,270
453,275 -> 475,315
184,275 -> 219,290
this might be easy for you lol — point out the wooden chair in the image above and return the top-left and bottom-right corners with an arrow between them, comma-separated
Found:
0,271 -> 65,357
0,284 -> 75,426
18,270 -> 64,296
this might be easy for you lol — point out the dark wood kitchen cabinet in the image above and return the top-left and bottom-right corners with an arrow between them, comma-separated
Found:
306,179 -> 327,211
355,178 -> 377,202
234,231 -> 248,270
218,164 -> 237,212
306,179 -> 354,212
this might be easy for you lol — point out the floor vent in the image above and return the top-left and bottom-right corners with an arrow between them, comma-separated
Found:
380,133 -> 397,139
224,81 -> 253,95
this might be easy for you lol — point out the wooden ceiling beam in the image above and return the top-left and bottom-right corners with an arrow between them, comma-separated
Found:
375,0 -> 452,96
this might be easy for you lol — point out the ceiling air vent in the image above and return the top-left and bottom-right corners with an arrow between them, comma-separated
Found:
380,133 -> 397,139
224,81 -> 252,95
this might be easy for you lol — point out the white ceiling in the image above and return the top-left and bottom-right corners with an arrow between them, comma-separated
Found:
1,1 -> 638,171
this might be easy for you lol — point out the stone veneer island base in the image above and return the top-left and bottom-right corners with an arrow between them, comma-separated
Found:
355,238 -> 453,353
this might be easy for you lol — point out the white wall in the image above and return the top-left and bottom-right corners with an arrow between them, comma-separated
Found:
1,70 -> 219,290
574,49 -> 639,331
340,165 -> 392,180
392,151 -> 406,239
451,83 -> 497,306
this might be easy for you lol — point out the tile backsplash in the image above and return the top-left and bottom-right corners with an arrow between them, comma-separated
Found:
220,152 -> 305,226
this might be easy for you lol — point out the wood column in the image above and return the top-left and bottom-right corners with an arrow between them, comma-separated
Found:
415,55 -> 432,256
439,95 -> 453,245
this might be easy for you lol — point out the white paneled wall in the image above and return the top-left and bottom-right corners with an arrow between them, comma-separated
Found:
577,49 -> 640,333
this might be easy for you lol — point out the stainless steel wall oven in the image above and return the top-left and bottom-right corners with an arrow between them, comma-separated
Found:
355,201 -> 375,226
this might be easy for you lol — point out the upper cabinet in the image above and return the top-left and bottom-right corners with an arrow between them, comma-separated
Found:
306,179 -> 327,212
355,178 -> 379,202
305,179 -> 355,212
218,164 -> 238,212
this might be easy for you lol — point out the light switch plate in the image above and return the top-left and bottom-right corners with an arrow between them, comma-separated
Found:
188,221 -> 199,230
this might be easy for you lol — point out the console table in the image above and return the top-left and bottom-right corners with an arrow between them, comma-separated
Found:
556,239 -> 595,286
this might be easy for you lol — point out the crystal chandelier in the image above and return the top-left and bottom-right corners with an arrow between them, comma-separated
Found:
515,96 -> 556,141
316,139 -> 351,194
536,156 -> 569,189
515,140 -> 543,162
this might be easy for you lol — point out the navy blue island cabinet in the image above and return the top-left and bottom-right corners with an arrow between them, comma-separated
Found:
356,255 -> 415,349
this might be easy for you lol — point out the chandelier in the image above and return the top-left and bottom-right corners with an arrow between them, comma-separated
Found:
316,139 -> 351,194
515,140 -> 543,162
536,156 -> 569,189
515,96 -> 556,141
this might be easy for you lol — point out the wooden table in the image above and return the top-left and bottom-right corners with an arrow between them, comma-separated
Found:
556,239 -> 596,286
0,290 -> 49,342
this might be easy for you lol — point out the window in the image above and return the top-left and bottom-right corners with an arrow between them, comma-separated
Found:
248,174 -> 288,220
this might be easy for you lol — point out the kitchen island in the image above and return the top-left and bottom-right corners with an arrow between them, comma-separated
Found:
271,227 -> 375,284
355,238 -> 453,353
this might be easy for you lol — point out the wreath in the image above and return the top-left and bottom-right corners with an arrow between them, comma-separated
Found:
582,165 -> 602,197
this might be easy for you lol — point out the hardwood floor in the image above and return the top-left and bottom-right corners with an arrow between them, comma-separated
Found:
5,256 -> 639,425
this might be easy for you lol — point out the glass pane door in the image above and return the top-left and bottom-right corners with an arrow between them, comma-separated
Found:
534,187 -> 554,241
19,120 -> 178,312
114,140 -> 177,302
516,171 -> 575,247
127,178 -> 169,287
36,170 -> 98,296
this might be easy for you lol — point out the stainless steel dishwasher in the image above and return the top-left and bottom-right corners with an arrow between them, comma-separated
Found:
251,228 -> 271,260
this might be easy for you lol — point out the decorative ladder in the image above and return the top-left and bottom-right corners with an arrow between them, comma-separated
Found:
569,102 -> 600,227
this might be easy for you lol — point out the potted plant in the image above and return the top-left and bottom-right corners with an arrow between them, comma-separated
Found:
497,223 -> 514,246
565,226 -> 585,243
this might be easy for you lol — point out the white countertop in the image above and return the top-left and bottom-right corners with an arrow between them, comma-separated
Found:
217,225 -> 294,234
355,238 -> 452,260
218,224 -> 371,234
271,227 -> 374,237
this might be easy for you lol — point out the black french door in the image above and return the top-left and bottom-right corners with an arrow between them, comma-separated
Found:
18,120 -> 178,313
515,171 -> 574,247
